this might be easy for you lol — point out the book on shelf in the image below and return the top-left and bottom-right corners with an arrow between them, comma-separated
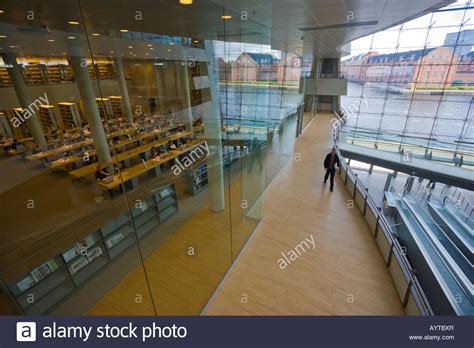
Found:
62,234 -> 96,263
29,259 -> 59,283
62,246 -> 79,263
105,232 -> 125,249
86,246 -> 103,262
14,258 -> 59,293
68,256 -> 89,275
16,275 -> 36,293
160,188 -> 171,199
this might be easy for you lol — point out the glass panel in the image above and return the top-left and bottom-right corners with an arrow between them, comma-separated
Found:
80,0 -> 237,315
0,0 -> 155,315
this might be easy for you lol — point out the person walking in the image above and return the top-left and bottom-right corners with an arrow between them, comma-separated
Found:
323,147 -> 340,192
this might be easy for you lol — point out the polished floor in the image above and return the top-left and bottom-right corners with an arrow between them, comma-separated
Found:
204,112 -> 405,315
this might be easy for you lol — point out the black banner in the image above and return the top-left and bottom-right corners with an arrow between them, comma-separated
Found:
2,316 -> 473,347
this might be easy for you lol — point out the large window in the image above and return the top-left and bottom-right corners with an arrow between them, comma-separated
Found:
340,0 -> 474,169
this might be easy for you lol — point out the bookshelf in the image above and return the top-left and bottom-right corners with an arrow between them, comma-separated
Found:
44,64 -> 73,83
0,112 -> 13,137
58,102 -> 81,129
96,98 -> 113,119
38,105 -> 62,132
23,64 -> 46,85
88,63 -> 116,80
109,96 -> 123,117
45,65 -> 62,83
7,184 -> 178,314
0,67 -> 11,86
11,108 -> 31,137
185,163 -> 208,195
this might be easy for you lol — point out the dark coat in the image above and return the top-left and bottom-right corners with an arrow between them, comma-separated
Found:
324,153 -> 340,170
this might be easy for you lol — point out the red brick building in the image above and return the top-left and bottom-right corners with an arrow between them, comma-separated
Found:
453,51 -> 474,85
341,46 -> 458,86
231,53 -> 279,82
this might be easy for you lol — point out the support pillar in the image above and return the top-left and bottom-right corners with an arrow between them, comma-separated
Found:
68,53 -> 112,168
181,58 -> 194,133
2,53 -> 46,147
114,57 -> 133,124
154,62 -> 168,112
204,41 -> 225,212
383,173 -> 393,193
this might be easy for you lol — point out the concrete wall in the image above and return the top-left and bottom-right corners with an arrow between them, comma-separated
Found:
303,78 -> 348,96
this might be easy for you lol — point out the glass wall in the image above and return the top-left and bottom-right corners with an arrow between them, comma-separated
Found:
340,0 -> 474,169
0,0 -> 303,315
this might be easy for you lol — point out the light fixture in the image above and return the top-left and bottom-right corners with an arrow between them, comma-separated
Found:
167,49 -> 171,52
120,29 -> 128,33
193,40 -> 198,43
147,44 -> 153,47
129,51 -> 133,54
149,48 -> 154,50
67,36 -> 76,40
110,50 -> 115,53
92,33 -> 100,36
169,42 -> 174,45
68,21 -> 80,25
128,45 -> 133,48
221,15 -> 232,20
0,10 -> 4,14
48,39 -> 55,42
0,35 -> 6,39
9,45 -> 15,48
179,0 -> 193,4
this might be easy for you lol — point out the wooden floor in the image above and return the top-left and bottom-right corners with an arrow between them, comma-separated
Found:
204,112 -> 405,315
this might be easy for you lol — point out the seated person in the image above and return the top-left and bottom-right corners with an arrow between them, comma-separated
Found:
5,139 -> 19,152
150,146 -> 162,158
95,164 -> 112,181
167,140 -> 177,151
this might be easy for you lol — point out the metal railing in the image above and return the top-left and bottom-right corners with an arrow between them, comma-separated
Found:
333,112 -> 434,315
444,189 -> 474,223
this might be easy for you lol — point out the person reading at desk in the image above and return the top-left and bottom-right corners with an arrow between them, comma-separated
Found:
167,140 -> 177,151
193,118 -> 203,127
151,146 -> 163,159
95,164 -> 112,181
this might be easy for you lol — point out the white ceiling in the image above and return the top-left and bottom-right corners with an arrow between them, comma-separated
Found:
0,0 -> 454,60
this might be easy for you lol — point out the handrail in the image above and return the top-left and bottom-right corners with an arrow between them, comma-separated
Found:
402,197 -> 473,307
443,196 -> 474,230
333,112 -> 434,315
444,190 -> 474,223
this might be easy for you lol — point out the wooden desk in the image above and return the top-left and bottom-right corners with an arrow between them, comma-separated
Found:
69,125 -> 204,179
47,155 -> 81,170
26,140 -> 93,161
97,139 -> 206,190
114,123 -> 184,148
